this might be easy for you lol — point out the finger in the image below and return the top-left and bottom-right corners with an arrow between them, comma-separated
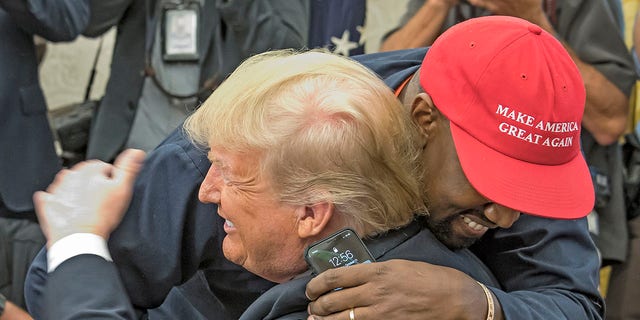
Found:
308,285 -> 374,316
112,149 -> 146,185
33,192 -> 52,241
68,158 -> 103,171
47,169 -> 72,193
309,307 -> 372,320
72,160 -> 113,179
306,263 -> 377,300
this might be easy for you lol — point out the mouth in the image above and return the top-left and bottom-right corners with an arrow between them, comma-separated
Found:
222,218 -> 236,234
457,213 -> 494,238
462,216 -> 489,232
218,210 -> 236,233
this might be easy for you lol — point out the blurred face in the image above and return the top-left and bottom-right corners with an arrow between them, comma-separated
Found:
198,147 -> 309,283
422,120 -> 521,250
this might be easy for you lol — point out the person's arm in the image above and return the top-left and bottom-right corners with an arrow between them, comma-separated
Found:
216,0 -> 309,55
306,260 -> 503,320
635,9 -> 640,55
471,215 -> 604,319
32,149 -> 145,320
82,0 -> 133,37
25,130 -> 229,314
468,0 -> 634,145
305,215 -> 603,320
0,298 -> 32,320
0,0 -> 89,41
106,130 -> 221,309
44,254 -> 136,320
380,0 -> 457,51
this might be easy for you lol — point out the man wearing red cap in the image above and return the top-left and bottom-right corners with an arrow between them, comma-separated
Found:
381,0 -> 636,275
306,16 -> 603,320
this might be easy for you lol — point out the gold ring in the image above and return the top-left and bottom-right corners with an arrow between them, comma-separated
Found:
349,308 -> 355,320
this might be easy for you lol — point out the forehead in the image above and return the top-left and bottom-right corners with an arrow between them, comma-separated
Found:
207,148 -> 260,176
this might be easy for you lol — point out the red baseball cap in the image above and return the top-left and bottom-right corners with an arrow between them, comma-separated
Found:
421,16 -> 594,219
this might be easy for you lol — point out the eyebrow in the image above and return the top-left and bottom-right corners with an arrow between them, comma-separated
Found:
206,152 -> 259,188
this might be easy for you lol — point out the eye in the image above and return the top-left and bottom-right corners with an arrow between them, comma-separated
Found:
224,177 -> 236,187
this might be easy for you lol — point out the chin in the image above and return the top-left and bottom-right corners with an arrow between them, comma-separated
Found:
222,241 -> 246,266
427,218 -> 477,250
441,236 -> 477,250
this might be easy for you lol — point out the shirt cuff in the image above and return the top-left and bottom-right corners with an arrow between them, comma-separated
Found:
47,233 -> 112,273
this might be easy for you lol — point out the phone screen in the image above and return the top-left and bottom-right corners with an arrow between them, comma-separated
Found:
304,228 -> 375,274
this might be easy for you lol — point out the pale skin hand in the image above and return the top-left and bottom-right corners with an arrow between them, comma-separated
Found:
33,149 -> 146,247
305,259 -> 503,320
380,0 -> 459,51
469,0 -> 630,145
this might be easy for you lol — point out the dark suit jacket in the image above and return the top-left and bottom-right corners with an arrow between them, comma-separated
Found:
0,0 -> 89,212
44,254 -> 136,320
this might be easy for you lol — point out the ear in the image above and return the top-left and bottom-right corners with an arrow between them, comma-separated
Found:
411,93 -> 439,142
296,202 -> 334,239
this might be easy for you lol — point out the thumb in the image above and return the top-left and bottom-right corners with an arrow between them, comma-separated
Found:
112,149 -> 146,185
33,191 -> 53,244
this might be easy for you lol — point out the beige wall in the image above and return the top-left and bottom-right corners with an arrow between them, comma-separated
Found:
39,1 -> 409,110
39,29 -> 115,110
365,0 -> 408,52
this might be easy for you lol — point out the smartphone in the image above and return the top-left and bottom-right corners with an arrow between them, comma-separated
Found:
304,228 -> 375,274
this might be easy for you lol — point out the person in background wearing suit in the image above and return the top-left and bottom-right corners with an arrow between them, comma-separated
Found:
0,0 -> 89,318
83,0 -> 309,162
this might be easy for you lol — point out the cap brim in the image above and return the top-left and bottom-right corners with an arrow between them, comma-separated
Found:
450,122 -> 594,219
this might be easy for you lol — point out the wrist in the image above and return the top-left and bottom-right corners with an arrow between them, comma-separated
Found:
476,281 -> 495,320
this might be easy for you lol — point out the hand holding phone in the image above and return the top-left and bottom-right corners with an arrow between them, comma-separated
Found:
304,228 -> 375,275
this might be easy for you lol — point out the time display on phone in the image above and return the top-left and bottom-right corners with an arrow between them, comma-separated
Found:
327,249 -> 358,267
305,228 -> 375,274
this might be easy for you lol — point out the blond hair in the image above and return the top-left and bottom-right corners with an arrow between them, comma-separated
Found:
184,49 -> 425,236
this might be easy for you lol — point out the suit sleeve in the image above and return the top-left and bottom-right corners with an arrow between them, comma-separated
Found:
471,215 -> 604,320
216,0 -> 309,54
82,0 -> 133,37
44,254 -> 136,320
107,131 -> 220,309
0,0 -> 90,41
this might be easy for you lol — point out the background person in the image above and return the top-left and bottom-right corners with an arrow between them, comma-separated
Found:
83,0 -> 309,162
0,0 -> 90,318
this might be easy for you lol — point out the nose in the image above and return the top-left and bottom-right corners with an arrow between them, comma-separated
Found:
483,204 -> 521,229
199,165 -> 222,204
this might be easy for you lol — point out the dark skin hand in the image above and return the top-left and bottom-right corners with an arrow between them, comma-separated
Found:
305,259 -> 503,320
